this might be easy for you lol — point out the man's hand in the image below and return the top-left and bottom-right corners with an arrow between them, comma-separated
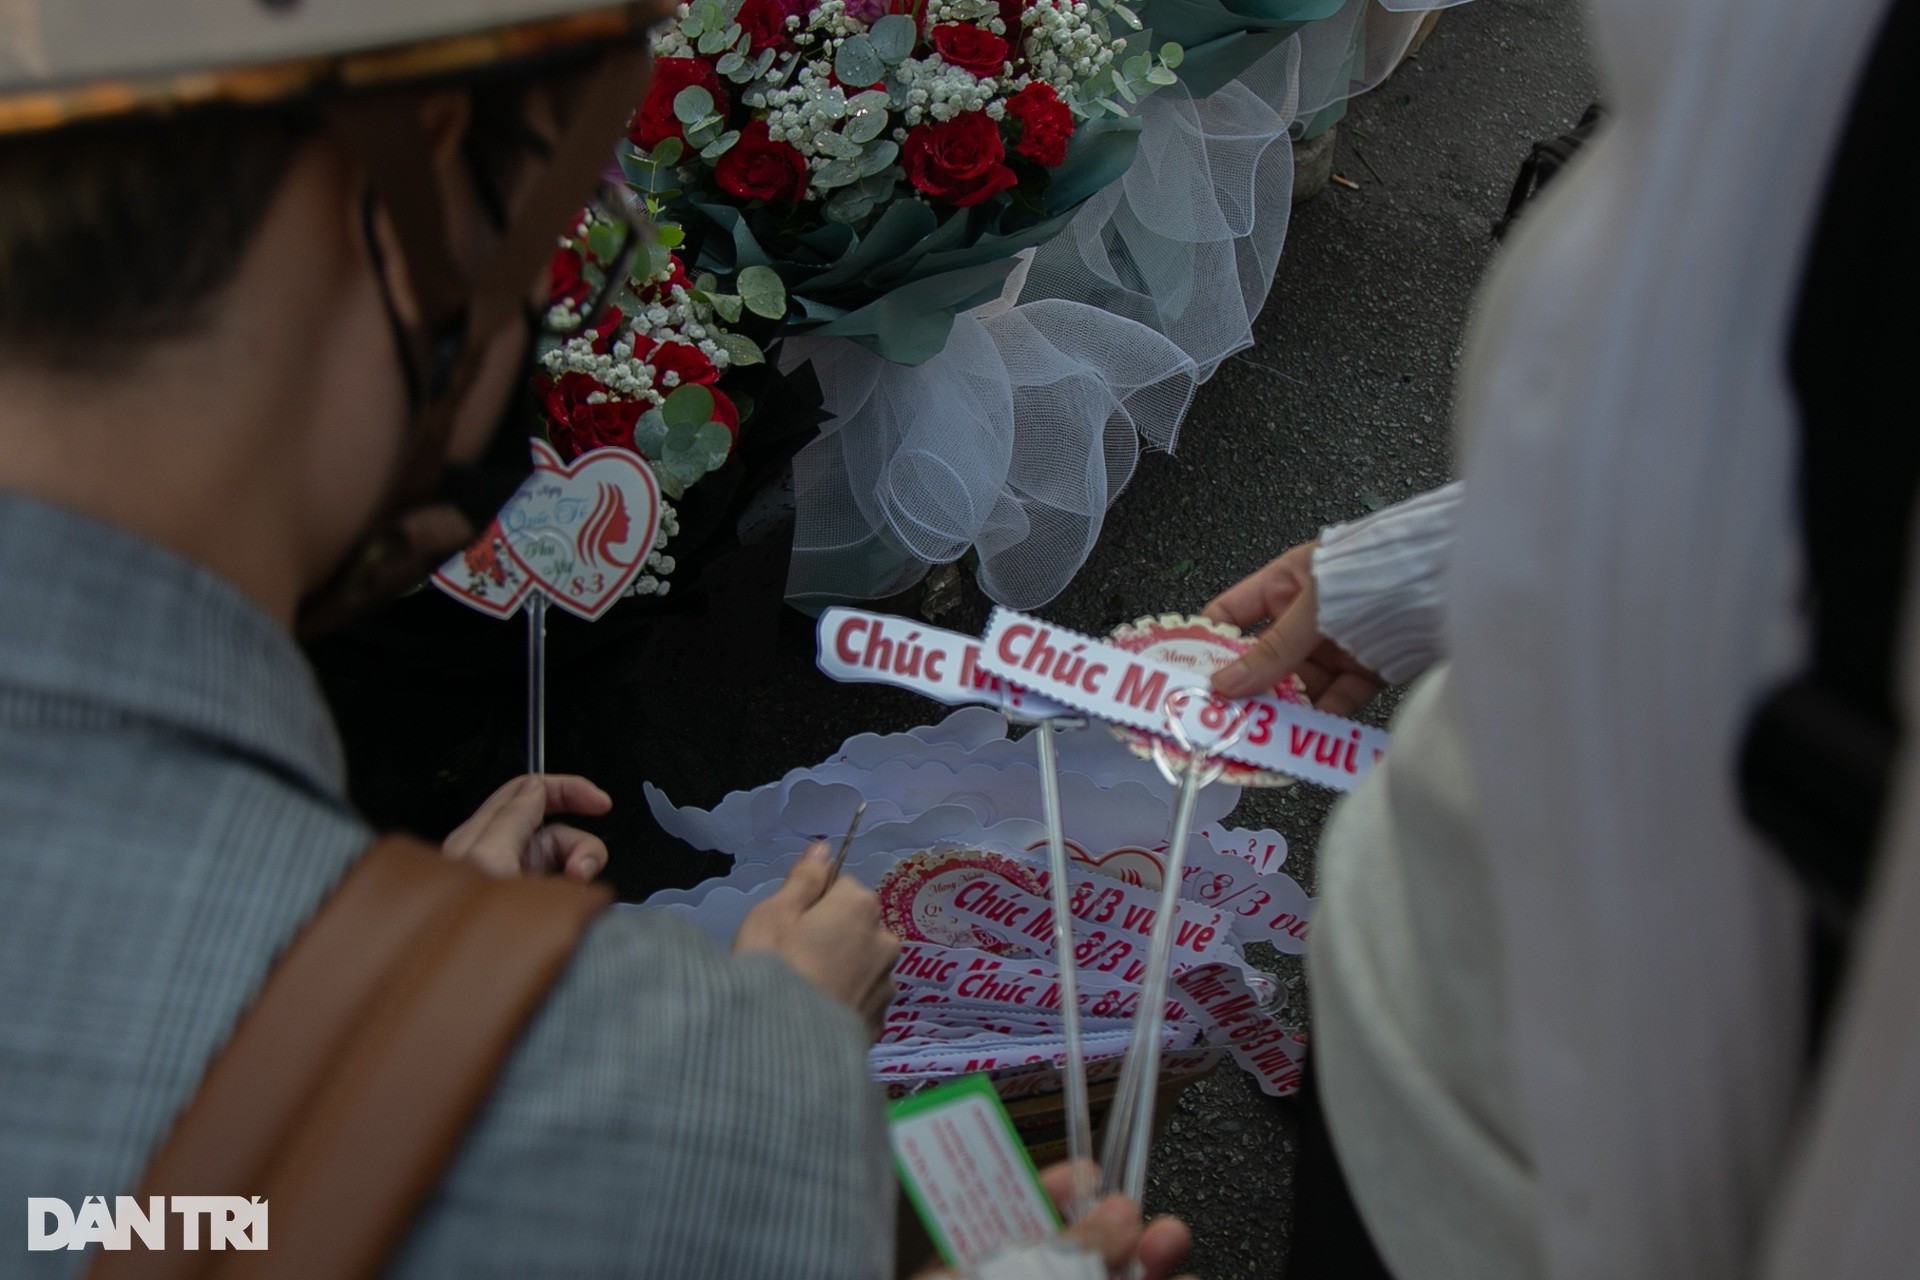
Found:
1204,542 -> 1385,715
732,843 -> 901,1035
442,774 -> 613,881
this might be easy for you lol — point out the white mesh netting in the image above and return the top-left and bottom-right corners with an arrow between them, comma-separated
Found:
782,0 -> 1465,608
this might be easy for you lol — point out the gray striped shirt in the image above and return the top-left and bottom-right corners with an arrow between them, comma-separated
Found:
0,493 -> 892,1277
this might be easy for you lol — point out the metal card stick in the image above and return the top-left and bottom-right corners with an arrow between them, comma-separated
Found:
526,594 -> 548,776
1000,689 -> 1097,1223
1034,715 -> 1097,1223
1099,688 -> 1247,1205
521,594 -> 550,876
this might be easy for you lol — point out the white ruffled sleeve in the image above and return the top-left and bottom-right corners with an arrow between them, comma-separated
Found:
1309,481 -> 1463,685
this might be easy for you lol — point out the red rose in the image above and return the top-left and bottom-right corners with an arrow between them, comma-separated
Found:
587,306 -> 625,355
630,57 -> 726,151
711,388 -> 741,440
736,0 -> 809,51
931,24 -> 1010,76
547,245 -> 592,308
1004,81 -> 1074,167
902,112 -> 1019,207
638,253 -> 692,303
715,120 -> 810,203
633,334 -> 721,389
540,372 -> 645,459
997,0 -> 1028,43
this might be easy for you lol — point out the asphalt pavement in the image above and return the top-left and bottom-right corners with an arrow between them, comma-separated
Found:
705,2 -> 1600,1273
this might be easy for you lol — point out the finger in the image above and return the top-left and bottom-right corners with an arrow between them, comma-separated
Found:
1135,1216 -> 1195,1280
443,774 -> 539,857
867,928 -> 903,988
463,776 -> 551,876
1039,1160 -> 1102,1217
1061,1196 -> 1143,1269
536,824 -> 608,881
766,841 -> 833,915
1202,555 -> 1304,630
813,876 -> 883,928
1212,589 -> 1323,698
1318,670 -> 1384,717
1297,657 -> 1334,703
859,970 -> 894,1038
538,775 -> 613,819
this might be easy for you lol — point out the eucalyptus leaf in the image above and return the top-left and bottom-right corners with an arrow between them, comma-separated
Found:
846,106 -> 889,144
693,0 -> 724,27
715,331 -> 766,366
1123,52 -> 1149,79
716,51 -> 746,75
824,192 -> 872,225
654,223 -> 686,249
673,86 -> 715,123
633,408 -> 668,457
856,139 -> 899,177
755,47 -> 778,76
870,13 -> 917,61
700,130 -> 742,159
833,35 -> 883,87
661,383 -> 715,430
1112,3 -> 1142,27
658,461 -> 697,499
1160,42 -> 1183,68
623,159 -> 680,194
585,222 -> 620,262
696,272 -> 721,294
720,0 -> 744,20
697,26 -> 730,53
686,118 -> 722,148
680,12 -> 707,37
710,291 -> 744,323
736,264 -> 787,318
812,156 -> 862,189
638,241 -> 673,283
815,131 -> 861,160
1145,65 -> 1178,85
1114,76 -> 1137,103
650,136 -> 685,166
693,420 -> 732,468
857,173 -> 896,203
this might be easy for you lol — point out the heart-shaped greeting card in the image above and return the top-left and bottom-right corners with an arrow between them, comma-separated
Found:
433,439 -> 661,621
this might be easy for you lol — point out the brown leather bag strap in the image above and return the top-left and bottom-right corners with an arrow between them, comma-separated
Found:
89,836 -> 612,1280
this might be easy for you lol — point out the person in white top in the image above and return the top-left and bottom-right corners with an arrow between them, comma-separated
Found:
1199,1 -> 1920,1278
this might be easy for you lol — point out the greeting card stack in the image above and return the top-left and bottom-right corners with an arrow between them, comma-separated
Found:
638,703 -> 1313,1101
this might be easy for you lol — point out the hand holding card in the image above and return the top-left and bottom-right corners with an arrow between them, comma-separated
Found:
734,842 -> 902,1034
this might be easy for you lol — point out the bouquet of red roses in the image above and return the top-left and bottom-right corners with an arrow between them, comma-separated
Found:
621,0 -> 1180,363
532,203 -> 797,596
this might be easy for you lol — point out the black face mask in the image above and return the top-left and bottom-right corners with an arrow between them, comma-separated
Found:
430,313 -> 543,533
296,55 -> 649,637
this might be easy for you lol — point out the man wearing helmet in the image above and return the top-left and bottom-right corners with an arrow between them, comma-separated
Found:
0,4 -> 1125,1275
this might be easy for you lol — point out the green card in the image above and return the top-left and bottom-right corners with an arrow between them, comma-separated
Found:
889,1074 -> 1062,1268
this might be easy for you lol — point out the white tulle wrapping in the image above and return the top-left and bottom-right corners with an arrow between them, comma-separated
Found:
783,2 -> 1462,607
